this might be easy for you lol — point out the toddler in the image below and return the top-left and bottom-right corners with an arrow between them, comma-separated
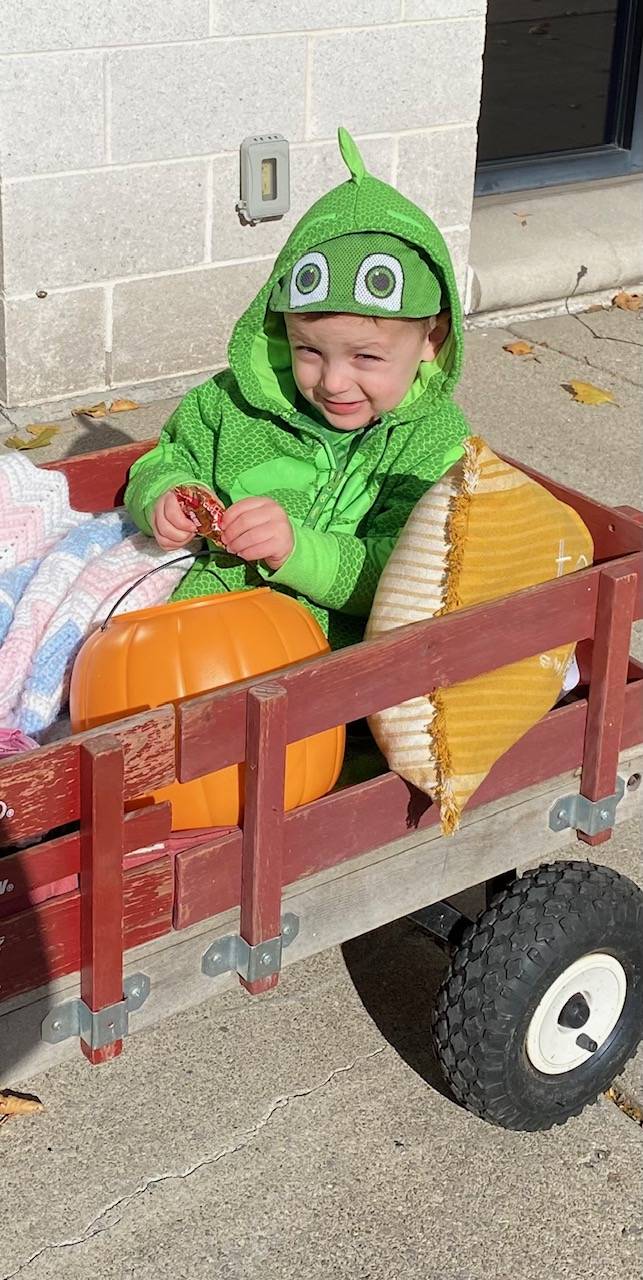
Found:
125,128 -> 470,648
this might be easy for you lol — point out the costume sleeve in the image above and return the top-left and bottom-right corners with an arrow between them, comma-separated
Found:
265,435 -> 466,617
124,380 -> 223,536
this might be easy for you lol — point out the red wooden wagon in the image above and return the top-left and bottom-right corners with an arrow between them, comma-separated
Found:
0,442 -> 641,1131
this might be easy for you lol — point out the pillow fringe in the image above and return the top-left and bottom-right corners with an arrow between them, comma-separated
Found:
432,436 -> 483,833
428,690 -> 460,836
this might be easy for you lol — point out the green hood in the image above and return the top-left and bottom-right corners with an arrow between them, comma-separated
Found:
228,127 -> 464,426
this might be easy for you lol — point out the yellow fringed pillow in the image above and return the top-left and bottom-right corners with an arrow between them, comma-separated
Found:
366,437 -> 594,834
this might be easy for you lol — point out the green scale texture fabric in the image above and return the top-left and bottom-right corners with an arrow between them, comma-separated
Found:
124,128 -> 470,649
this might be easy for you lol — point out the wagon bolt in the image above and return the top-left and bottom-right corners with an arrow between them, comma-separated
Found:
599,809 -> 610,822
576,1033 -> 599,1053
557,809 -> 566,821
129,987 -> 140,1001
52,1020 -> 61,1031
260,951 -> 273,967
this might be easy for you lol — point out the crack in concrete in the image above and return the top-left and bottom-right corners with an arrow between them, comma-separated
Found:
0,406 -> 19,429
1,1045 -> 387,1280
504,325 -> 643,390
569,307 -> 643,351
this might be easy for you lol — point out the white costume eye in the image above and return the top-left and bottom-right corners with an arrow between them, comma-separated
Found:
289,252 -> 330,307
354,253 -> 404,312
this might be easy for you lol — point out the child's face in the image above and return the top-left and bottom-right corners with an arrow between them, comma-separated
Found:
285,311 -> 449,431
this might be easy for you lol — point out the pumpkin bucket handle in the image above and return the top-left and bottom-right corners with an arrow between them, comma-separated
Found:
99,550 -> 220,631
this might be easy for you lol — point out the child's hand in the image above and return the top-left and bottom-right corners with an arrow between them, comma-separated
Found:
221,498 -> 294,571
151,490 -> 199,550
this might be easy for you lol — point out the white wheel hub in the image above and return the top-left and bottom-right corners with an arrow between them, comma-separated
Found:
525,953 -> 627,1075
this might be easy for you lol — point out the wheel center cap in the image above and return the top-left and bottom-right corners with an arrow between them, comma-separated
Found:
557,991 -> 591,1029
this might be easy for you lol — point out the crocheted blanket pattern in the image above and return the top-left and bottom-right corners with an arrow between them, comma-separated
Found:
0,452 -> 190,738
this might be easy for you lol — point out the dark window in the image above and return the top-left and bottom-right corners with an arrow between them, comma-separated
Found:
476,0 -> 643,192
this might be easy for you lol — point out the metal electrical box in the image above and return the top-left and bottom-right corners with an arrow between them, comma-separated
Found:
237,134 -> 290,225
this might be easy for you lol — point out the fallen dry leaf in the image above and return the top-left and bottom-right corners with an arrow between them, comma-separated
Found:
109,398 -> 140,413
503,340 -> 536,357
604,1085 -> 643,1126
26,422 -> 61,435
71,401 -> 107,419
563,379 -> 616,406
586,303 -> 606,313
4,426 -> 59,450
612,290 -> 642,312
513,211 -> 530,227
0,1091 -> 44,1118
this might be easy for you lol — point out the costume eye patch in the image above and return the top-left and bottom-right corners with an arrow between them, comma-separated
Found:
354,253 -> 404,312
289,252 -> 330,306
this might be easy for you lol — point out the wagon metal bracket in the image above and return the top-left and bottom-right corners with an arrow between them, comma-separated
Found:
201,913 -> 299,982
41,972 -> 150,1050
549,776 -> 625,838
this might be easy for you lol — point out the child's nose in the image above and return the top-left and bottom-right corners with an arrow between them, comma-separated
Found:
319,363 -> 350,395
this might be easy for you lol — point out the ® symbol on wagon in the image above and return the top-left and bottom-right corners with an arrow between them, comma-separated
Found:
0,801 -> 15,820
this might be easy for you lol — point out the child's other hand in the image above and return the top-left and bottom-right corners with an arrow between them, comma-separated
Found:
221,498 -> 294,571
151,489 -> 198,549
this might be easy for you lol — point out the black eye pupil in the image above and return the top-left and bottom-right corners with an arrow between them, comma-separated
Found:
365,265 -> 396,298
296,263 -> 321,294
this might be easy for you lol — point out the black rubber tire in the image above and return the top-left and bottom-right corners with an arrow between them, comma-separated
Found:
432,861 -> 643,1131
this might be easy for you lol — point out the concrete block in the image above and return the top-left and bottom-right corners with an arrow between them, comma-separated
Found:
112,260 -> 271,383
442,227 -> 471,302
211,136 -> 394,262
110,38 -> 307,164
404,0 -> 487,17
396,126 -> 477,230
0,53 -> 105,177
209,1 -> 400,34
309,20 -> 485,138
2,163 -> 208,294
0,0 -> 209,53
2,290 -> 105,405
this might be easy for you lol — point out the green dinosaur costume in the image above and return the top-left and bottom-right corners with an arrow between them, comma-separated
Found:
124,128 -> 470,648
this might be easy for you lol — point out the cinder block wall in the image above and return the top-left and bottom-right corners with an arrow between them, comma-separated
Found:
0,1 -> 485,407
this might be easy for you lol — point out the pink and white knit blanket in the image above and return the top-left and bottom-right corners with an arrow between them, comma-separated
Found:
0,451 -> 192,739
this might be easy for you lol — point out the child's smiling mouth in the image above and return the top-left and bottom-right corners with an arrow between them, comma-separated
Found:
320,398 -> 366,415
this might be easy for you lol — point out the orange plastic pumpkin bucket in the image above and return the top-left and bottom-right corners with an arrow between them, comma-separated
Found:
70,588 -> 345,829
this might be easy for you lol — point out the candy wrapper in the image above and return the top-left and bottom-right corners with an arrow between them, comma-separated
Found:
174,485 -> 225,546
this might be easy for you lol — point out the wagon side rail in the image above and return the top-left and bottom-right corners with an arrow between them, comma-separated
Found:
1,540 -> 642,1059
0,709 -> 176,1060
175,552 -> 642,984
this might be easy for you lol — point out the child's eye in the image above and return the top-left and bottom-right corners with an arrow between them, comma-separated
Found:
356,353 -> 381,362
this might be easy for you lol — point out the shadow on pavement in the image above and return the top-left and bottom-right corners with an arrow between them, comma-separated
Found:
58,417 -> 135,458
342,916 -> 459,1105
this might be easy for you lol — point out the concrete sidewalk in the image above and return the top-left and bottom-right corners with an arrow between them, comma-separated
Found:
1,304 -> 642,1280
